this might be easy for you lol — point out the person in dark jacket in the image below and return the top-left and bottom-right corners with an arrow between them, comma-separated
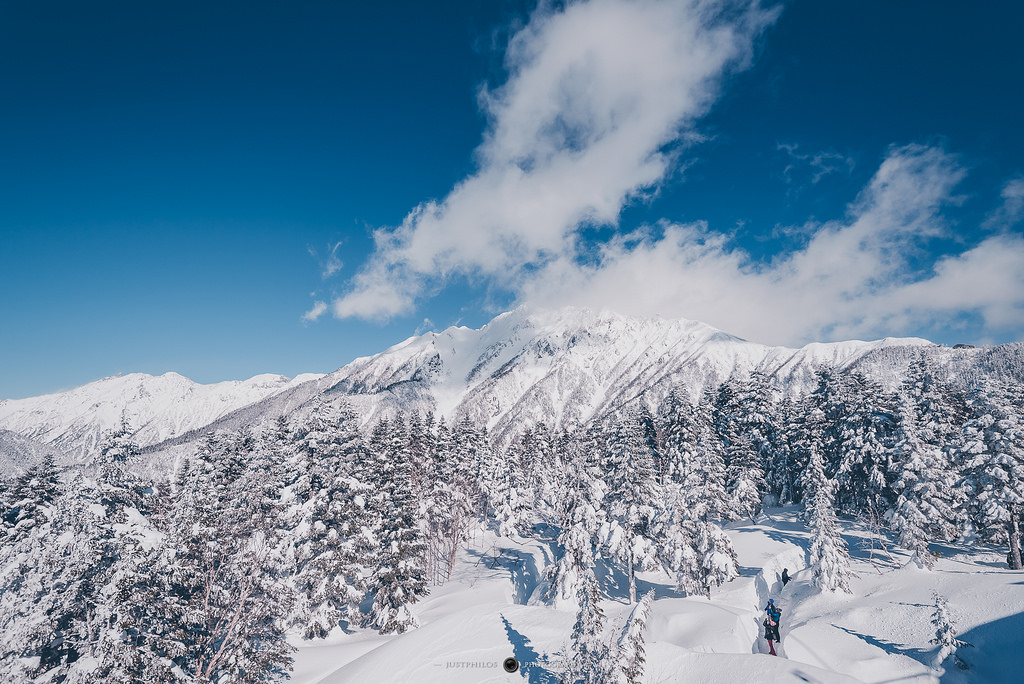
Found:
781,568 -> 791,586
763,599 -> 782,655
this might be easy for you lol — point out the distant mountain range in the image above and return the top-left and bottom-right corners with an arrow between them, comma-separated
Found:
2,306 -> 1021,473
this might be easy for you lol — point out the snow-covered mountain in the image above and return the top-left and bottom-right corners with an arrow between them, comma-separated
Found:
324,307 -> 935,440
3,305 -> 1019,467
0,371 -> 323,464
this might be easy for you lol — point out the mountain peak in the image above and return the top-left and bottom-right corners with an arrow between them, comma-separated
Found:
0,305 -> 975,466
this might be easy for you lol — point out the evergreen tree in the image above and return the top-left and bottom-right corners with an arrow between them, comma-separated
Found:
958,378 -> 1024,568
424,420 -> 478,584
638,403 -> 664,484
777,396 -> 813,504
1,453 -> 61,544
562,572 -> 609,684
602,409 -> 660,603
680,395 -> 732,524
473,425 -> 505,522
714,375 -> 772,520
769,397 -> 800,504
406,411 -> 432,509
805,447 -> 854,593
365,417 -> 429,634
0,474 -> 80,681
888,392 -> 959,568
610,589 -> 655,684
95,419 -> 146,515
801,370 -> 899,516
160,445 -> 295,681
493,444 -> 530,538
288,400 -> 370,637
425,421 -> 458,584
543,482 -> 603,609
930,591 -> 971,671
522,422 -> 560,517
62,423 -> 162,683
0,426 -> 177,683
658,388 -> 701,486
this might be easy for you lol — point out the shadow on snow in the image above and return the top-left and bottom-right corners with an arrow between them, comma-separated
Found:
501,614 -> 560,684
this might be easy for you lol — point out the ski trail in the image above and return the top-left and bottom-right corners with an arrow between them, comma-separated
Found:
751,546 -> 806,658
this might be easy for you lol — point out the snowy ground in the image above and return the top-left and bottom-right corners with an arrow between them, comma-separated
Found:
290,509 -> 1024,683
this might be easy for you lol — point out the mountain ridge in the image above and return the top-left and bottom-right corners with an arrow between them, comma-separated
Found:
3,305 -> 1017,470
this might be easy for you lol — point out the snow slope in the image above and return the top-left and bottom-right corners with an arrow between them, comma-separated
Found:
0,371 -> 322,464
290,509 -> 1024,683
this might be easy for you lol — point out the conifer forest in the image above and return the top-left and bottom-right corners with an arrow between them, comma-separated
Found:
2,357 -> 1023,683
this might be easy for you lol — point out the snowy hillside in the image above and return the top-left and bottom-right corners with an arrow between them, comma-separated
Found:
276,307 -> 936,447
4,306 -> 1021,465
0,371 -> 322,464
291,509 -> 1024,684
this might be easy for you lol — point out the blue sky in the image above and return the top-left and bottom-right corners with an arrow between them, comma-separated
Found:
2,0 -> 1023,400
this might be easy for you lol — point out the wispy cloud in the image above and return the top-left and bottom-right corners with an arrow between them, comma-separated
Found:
982,177 -> 1024,230
322,242 -> 344,279
414,318 -> 437,336
777,142 -> 854,186
331,0 -> 779,320
308,242 -> 345,279
517,144 -> 1024,344
302,300 -> 328,323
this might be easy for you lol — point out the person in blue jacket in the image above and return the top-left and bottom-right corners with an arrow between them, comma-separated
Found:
763,599 -> 782,655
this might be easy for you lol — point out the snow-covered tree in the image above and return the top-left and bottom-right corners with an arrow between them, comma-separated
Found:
610,589 -> 655,684
769,397 -> 800,504
365,418 -> 429,634
0,423 -> 186,683
544,521 -> 595,609
805,447 -> 854,593
287,400 -> 370,637
602,409 -> 660,603
833,374 -> 898,516
1,453 -> 61,544
562,572 -> 609,684
160,443 -> 295,682
95,419 -> 146,515
0,474 -> 79,681
684,396 -> 733,523
888,392 -> 959,568
930,591 -> 971,671
543,474 -> 604,609
658,388 -> 700,486
958,378 -> 1024,568
714,375 -> 773,520
424,419 -> 480,584
652,394 -> 740,598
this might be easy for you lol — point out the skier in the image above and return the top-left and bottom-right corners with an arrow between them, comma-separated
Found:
763,599 -> 782,656
781,568 -> 790,586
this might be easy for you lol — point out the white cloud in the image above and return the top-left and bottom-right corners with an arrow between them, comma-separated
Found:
332,0 -> 778,320
302,300 -> 328,323
517,144 -> 1024,344
325,0 -> 1023,345
983,177 -> 1024,230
